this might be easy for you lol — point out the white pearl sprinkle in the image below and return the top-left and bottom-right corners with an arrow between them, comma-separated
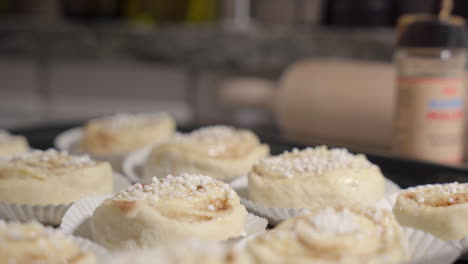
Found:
307,208 -> 361,235
258,146 -> 375,178
113,174 -> 237,204
417,197 -> 425,204
95,112 -> 169,132
172,126 -> 249,157
5,149 -> 95,167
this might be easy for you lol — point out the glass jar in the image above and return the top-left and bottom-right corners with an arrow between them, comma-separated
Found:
394,16 -> 466,164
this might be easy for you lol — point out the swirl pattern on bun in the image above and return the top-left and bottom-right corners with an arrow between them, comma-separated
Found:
0,130 -> 29,156
244,206 -> 408,264
394,182 -> 468,240
0,149 -> 113,205
248,146 -> 385,209
143,126 -> 269,182
91,174 -> 247,250
0,221 -> 96,264
81,112 -> 175,155
107,240 -> 250,264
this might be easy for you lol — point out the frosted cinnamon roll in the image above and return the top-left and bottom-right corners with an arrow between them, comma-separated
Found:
143,126 -> 269,182
0,149 -> 113,205
394,182 -> 468,240
0,130 -> 29,156
244,206 -> 408,264
107,240 -> 251,264
248,146 -> 385,209
91,174 -> 247,250
81,112 -> 175,155
0,221 -> 96,264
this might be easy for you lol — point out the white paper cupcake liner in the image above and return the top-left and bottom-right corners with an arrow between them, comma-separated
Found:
72,235 -> 110,260
0,173 -> 131,226
377,185 -> 468,255
113,172 -> 132,192
231,176 -> 401,225
55,127 -> 126,171
60,195 -> 268,248
0,202 -> 70,226
403,227 -> 461,264
122,146 -> 153,183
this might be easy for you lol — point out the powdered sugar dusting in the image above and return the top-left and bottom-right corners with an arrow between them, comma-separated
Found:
257,146 -> 375,178
306,207 -> 360,236
180,126 -> 239,141
113,173 -> 237,202
6,149 -> 95,168
172,126 -> 250,157
96,112 -> 169,132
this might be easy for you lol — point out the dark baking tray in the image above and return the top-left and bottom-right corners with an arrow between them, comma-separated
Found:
10,123 -> 468,263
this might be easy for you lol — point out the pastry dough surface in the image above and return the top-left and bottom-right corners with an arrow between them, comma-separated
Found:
143,126 -> 269,182
91,174 -> 247,250
0,149 -> 113,205
394,182 -> 468,240
244,206 -> 408,264
248,146 -> 385,209
0,221 -> 96,264
0,130 -> 29,156
81,113 -> 175,155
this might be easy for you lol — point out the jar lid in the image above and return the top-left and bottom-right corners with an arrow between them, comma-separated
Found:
398,15 -> 465,48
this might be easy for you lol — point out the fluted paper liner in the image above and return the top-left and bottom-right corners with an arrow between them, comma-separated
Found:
402,227 -> 461,264
230,175 -> 401,225
0,173 -> 131,226
122,146 -> 152,183
72,236 -> 109,261
55,127 -> 126,171
377,186 -> 468,255
60,195 -> 268,249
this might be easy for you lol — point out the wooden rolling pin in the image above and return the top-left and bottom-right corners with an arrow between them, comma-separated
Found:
219,59 -> 468,156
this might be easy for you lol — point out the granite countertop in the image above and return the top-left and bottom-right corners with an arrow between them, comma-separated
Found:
0,19 -> 395,74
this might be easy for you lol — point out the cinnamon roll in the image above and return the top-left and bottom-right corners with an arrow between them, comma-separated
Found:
0,220 -> 96,264
244,206 -> 408,264
91,174 -> 247,250
394,182 -> 468,240
248,146 -> 385,209
107,240 -> 250,264
0,149 -> 113,205
143,126 -> 269,182
0,130 -> 29,156
81,112 -> 175,155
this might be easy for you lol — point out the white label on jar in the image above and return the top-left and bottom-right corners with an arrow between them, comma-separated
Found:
394,77 -> 464,164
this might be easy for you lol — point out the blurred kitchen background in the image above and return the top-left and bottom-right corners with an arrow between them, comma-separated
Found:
2,0 -> 468,161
